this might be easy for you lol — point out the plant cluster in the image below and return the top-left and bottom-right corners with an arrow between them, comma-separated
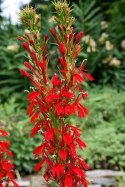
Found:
0,129 -> 18,187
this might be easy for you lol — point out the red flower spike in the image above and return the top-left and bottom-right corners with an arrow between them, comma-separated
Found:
18,2 -> 94,186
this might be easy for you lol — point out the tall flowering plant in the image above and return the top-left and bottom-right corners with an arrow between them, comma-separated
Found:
0,129 -> 18,187
18,1 -> 93,186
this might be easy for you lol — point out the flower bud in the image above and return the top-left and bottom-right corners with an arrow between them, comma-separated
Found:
75,31 -> 83,44
59,42 -> 66,55
22,42 -> 30,52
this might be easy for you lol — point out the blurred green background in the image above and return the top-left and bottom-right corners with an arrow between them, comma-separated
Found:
0,0 -> 125,177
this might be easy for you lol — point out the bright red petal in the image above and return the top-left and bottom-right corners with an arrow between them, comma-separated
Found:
59,149 -> 67,161
64,175 -> 72,187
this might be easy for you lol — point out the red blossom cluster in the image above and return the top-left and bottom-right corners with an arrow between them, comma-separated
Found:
0,130 -> 18,187
19,2 -> 93,187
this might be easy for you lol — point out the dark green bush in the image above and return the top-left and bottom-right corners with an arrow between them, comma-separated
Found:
72,0 -> 125,90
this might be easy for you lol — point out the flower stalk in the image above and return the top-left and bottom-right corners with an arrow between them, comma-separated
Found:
18,1 -> 93,186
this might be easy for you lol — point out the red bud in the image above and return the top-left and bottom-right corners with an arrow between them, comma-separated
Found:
17,36 -> 24,41
75,31 -> 83,44
22,42 -> 30,52
59,42 -> 66,55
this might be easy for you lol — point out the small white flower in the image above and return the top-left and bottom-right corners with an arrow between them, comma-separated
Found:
86,46 -> 91,53
121,40 -> 125,49
24,29 -> 30,34
7,44 -> 19,53
49,16 -> 57,23
82,35 -> 96,52
109,57 -> 121,67
105,41 -> 114,51
99,33 -> 108,44
102,56 -> 112,64
101,21 -> 108,29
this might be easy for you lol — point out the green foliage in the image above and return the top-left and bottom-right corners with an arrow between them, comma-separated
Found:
75,87 -> 125,170
0,19 -> 29,102
72,0 -> 125,90
71,86 -> 125,129
115,170 -> 125,187
9,126 -> 41,175
73,0 -> 102,36
81,122 -> 125,170
0,97 -> 41,175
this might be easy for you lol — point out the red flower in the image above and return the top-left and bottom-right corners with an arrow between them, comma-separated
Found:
34,160 -> 45,172
0,130 -> 8,137
75,31 -> 83,44
59,149 -> 67,161
64,175 -> 72,187
63,134 -> 72,145
59,42 -> 66,55
75,138 -> 86,149
0,129 -> 18,187
22,42 -> 30,52
52,164 -> 64,178
44,130 -> 54,141
52,74 -> 61,87
74,167 -> 84,177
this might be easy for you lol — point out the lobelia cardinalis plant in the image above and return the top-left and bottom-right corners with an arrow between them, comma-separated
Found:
18,1 -> 93,187
0,129 -> 18,187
